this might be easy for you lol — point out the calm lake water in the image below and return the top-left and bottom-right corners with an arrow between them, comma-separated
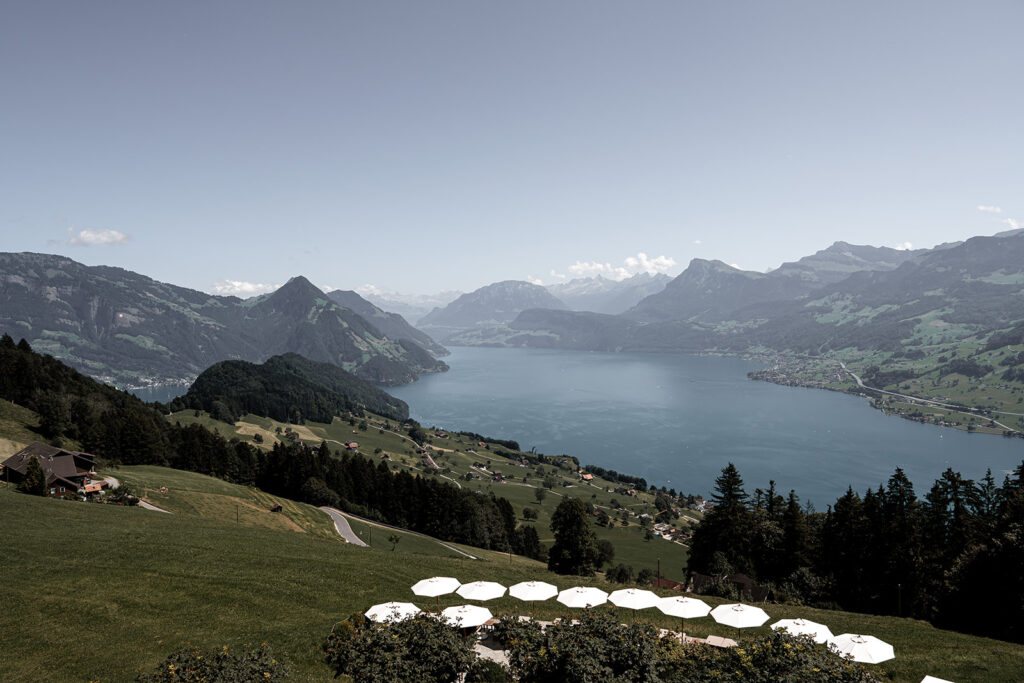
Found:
390,347 -> 1024,507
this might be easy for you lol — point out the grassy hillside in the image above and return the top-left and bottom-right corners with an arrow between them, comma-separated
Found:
168,409 -> 696,581
3,481 -> 1023,682
113,465 -> 471,559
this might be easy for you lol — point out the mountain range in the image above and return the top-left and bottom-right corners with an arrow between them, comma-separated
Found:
547,272 -> 672,314
447,233 -> 1024,365
417,280 -> 568,342
416,273 -> 675,343
0,253 -> 447,388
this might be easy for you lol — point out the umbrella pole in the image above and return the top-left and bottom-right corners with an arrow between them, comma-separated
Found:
681,617 -> 685,638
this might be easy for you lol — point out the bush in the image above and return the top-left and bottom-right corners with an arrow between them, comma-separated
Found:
323,613 -> 475,682
656,630 -> 880,682
502,609 -> 660,683
605,563 -> 636,584
137,643 -> 289,682
465,658 -> 510,682
104,483 -> 140,506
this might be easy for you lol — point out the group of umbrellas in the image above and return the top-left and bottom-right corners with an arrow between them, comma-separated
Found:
363,576 -> 895,665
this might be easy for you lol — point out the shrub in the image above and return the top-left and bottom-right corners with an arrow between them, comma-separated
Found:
323,613 -> 475,682
137,643 -> 288,682
502,609 -> 660,683
464,658 -> 510,682
656,630 -> 880,682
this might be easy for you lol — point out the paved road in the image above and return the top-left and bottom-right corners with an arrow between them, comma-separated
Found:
320,506 -> 480,559
839,361 -> 1021,430
320,506 -> 369,546
103,476 -> 120,489
139,500 -> 171,513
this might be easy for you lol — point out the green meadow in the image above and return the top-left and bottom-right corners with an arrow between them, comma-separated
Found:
167,409 -> 697,581
3,472 -> 1024,682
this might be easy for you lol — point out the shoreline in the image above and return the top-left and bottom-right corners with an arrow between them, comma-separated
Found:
748,358 -> 1024,440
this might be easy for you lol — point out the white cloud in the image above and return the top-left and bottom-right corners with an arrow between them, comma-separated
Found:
356,284 -> 390,297
67,228 -> 129,246
210,280 -> 280,297
526,276 -> 544,286
565,252 -> 678,282
624,252 -> 677,273
549,270 -> 568,281
978,205 -> 1003,214
893,241 -> 914,251
693,239 -> 702,245
1005,218 -> 1021,230
729,263 -> 742,270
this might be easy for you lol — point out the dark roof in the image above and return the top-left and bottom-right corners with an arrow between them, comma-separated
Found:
2,442 -> 96,488
725,573 -> 756,585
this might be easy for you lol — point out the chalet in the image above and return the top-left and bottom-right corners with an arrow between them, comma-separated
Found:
2,442 -> 108,498
344,441 -> 359,450
579,473 -> 594,482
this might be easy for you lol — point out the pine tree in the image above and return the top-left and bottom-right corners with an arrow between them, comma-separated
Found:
18,458 -> 47,496
547,497 -> 600,575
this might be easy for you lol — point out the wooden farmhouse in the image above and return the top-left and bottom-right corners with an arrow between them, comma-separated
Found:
1,442 -> 108,497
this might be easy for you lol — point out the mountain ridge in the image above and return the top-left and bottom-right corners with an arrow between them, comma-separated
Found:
0,253 -> 446,387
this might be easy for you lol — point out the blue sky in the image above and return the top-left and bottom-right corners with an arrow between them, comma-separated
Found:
2,1 -> 1022,297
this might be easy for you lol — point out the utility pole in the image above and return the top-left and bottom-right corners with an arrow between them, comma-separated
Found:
236,504 -> 239,524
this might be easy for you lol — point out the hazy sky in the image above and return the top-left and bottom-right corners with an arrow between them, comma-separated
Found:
2,1 -> 1022,297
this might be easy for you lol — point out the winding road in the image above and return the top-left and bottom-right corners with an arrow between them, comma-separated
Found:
319,506 -> 368,546
839,361 -> 1021,431
320,506 -> 478,559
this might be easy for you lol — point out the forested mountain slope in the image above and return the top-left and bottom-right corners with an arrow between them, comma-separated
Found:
0,253 -> 446,387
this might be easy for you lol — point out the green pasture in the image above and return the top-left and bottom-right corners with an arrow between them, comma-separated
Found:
3,486 -> 1023,682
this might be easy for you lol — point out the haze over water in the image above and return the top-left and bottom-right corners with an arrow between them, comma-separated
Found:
390,347 -> 1024,507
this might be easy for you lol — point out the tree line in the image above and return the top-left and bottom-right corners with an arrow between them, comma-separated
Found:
688,461 -> 1024,643
0,335 -> 542,559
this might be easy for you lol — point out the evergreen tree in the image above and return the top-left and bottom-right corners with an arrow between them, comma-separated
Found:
688,463 -> 754,576
18,458 -> 47,496
548,497 -> 600,575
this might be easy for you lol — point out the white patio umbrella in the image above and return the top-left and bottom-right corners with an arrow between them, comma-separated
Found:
609,588 -> 661,620
770,618 -> 834,644
920,677 -> 954,683
829,633 -> 895,664
509,581 -> 558,616
440,604 -> 494,629
365,601 -> 421,623
557,586 -> 609,609
412,576 -> 461,608
456,580 -> 507,602
710,603 -> 770,637
656,596 -> 711,635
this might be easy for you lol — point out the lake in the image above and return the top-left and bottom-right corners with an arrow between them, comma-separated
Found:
389,347 -> 1024,507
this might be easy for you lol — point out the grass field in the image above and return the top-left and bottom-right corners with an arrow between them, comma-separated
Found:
3,481 -> 1023,682
165,408 -> 699,580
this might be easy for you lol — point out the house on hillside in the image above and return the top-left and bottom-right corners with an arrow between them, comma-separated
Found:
2,442 -> 108,498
